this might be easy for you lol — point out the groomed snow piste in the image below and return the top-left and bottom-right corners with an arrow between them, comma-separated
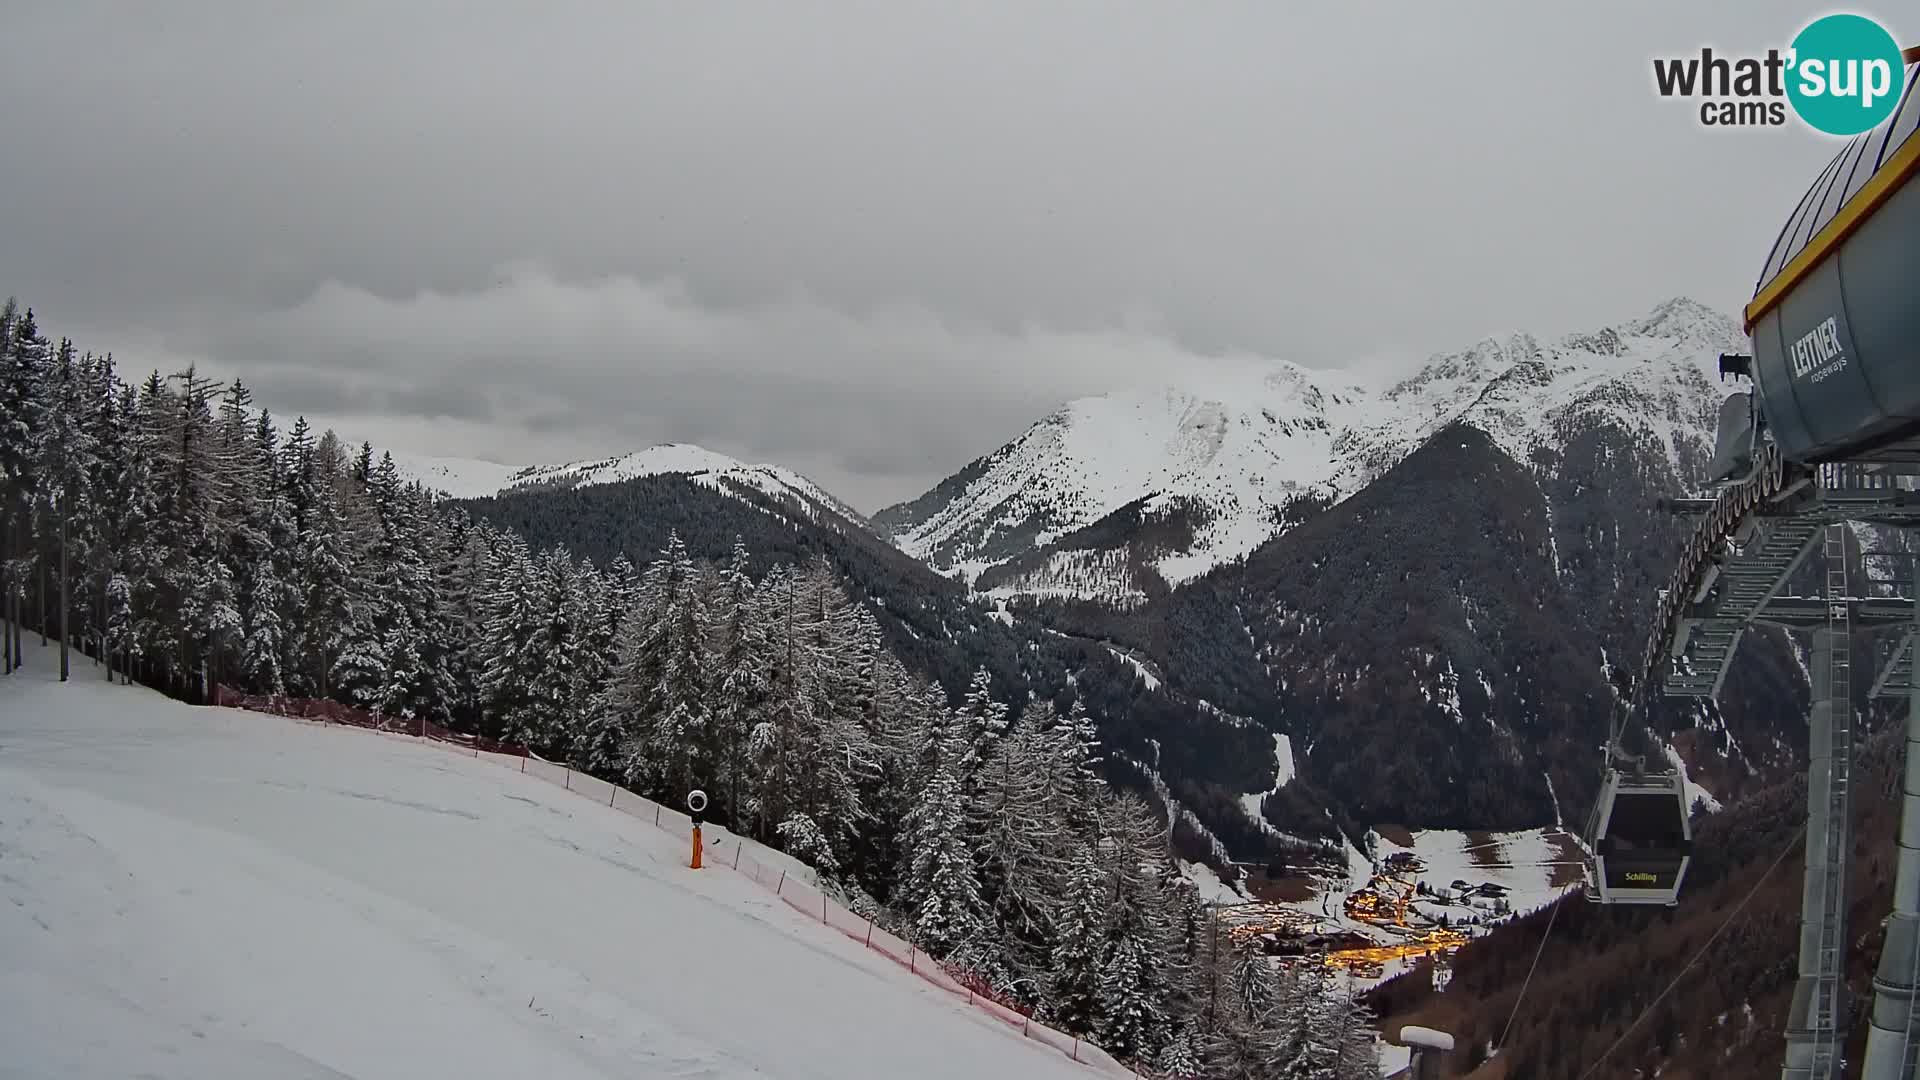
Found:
0,659 -> 1103,1080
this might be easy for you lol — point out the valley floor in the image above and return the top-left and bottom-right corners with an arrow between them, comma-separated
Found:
0,654 -> 1100,1080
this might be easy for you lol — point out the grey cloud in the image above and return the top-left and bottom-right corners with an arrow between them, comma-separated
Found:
0,0 -> 1855,510
166,265 -> 1131,502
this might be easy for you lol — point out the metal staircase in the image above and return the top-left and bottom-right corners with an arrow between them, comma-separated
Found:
1663,514 -> 1825,697
1872,631 -> 1916,700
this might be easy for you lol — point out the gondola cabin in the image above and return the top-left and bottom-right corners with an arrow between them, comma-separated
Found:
1586,770 -> 1692,905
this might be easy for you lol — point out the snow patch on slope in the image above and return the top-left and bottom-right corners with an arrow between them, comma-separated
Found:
1661,740 -> 1724,814
382,451 -> 529,499
1238,734 -> 1296,833
1366,827 -> 1580,919
1106,646 -> 1162,690
1178,860 -> 1247,904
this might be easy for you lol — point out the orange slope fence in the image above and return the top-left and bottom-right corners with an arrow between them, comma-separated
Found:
210,685 -> 1146,1079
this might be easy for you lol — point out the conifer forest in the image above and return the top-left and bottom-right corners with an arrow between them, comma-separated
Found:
0,300 -> 1381,1078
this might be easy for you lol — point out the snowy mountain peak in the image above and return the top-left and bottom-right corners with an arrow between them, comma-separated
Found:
1628,295 -> 1741,346
388,443 -> 865,526
880,299 -> 1743,603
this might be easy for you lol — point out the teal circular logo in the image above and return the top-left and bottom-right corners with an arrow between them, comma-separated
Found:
1786,14 -> 1906,136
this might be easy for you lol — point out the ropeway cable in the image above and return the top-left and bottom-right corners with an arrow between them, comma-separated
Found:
1571,819 -> 1809,1080
1494,889 -> 1566,1053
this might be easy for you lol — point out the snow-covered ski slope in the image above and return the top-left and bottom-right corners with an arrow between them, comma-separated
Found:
0,662 -> 1111,1080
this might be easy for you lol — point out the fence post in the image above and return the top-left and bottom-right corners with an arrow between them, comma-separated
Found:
521,757 -> 527,773
609,786 -> 617,807
1072,1038 -> 1080,1062
820,893 -> 827,923
733,843 -> 742,870
654,805 -> 662,826
564,769 -> 571,791
909,945 -> 916,973
777,870 -> 786,895
864,921 -> 873,948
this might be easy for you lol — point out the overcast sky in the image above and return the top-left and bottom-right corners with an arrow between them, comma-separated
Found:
0,2 -> 1885,510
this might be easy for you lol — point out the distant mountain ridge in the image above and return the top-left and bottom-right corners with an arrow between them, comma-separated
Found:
389,442 -> 867,534
873,297 -> 1744,605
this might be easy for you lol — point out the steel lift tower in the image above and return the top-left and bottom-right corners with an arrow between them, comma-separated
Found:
1584,57 -> 1920,1080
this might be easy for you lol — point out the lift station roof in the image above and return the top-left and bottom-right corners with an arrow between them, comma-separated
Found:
1748,58 -> 1920,464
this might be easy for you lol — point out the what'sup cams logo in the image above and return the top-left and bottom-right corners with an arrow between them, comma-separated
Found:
1653,13 -> 1907,134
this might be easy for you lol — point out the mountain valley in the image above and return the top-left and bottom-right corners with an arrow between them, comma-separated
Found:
389,296 -> 1818,892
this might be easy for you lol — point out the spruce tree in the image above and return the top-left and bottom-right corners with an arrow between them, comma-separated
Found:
1046,843 -> 1109,1036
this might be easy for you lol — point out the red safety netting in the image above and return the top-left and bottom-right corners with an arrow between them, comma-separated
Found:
210,685 -> 1147,1078
210,686 -> 529,757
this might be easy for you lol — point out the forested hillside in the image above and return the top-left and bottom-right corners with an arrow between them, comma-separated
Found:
1015,417 -> 1811,843
1369,706 -> 1906,1079
457,471 -> 1330,864
0,299 -> 1377,1079
871,299 -> 1814,842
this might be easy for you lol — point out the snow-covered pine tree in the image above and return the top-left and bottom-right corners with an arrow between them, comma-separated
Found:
475,533 -> 542,741
151,367 -> 239,697
845,652 -> 924,906
953,666 -> 1007,799
1099,932 -> 1171,1067
560,556 -> 611,746
1154,866 -> 1209,1067
971,698 -> 1069,1001
501,547 -> 584,752
375,474 -> 450,721
0,302 -> 52,671
1045,842 -> 1108,1036
122,371 -> 181,684
204,388 -> 288,695
708,538 -> 767,830
1047,695 -> 1106,840
747,560 -> 816,840
434,517 -> 496,727
584,531 -> 694,784
36,340 -> 99,679
889,676 -> 957,916
1282,966 -> 1379,1080
904,749 -> 990,963
84,376 -> 136,679
61,350 -> 114,663
578,580 -> 650,777
292,447 -> 357,700
1091,791 -> 1178,1066
776,560 -> 877,880
1196,939 -> 1276,1078
1327,988 -> 1381,1080
620,531 -> 710,798
280,417 -> 316,538
399,493 -> 465,726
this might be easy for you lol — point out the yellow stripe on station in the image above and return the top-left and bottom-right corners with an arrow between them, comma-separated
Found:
1745,126 -> 1920,332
